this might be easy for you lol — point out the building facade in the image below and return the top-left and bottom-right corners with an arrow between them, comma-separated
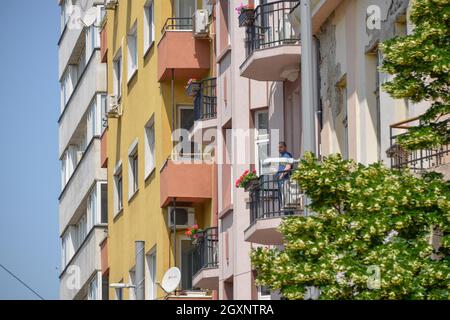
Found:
59,0 -> 449,300
58,0 -> 108,300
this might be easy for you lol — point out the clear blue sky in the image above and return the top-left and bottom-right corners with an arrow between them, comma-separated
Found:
0,1 -> 60,299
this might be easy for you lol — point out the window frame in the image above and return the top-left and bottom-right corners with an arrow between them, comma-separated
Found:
128,139 -> 139,200
113,49 -> 123,99
127,22 -> 138,82
144,116 -> 156,179
114,162 -> 124,216
143,0 -> 155,56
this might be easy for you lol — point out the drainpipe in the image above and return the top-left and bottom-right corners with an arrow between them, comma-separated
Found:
135,241 -> 145,300
300,0 -> 315,156
300,0 -> 315,217
171,68 -> 175,151
172,197 -> 177,269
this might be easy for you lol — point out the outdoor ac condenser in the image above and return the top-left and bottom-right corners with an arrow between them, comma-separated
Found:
193,9 -> 209,38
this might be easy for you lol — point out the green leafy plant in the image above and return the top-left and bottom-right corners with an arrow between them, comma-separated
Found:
380,0 -> 450,150
251,153 -> 450,300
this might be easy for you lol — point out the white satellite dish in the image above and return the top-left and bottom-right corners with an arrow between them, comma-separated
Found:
81,7 -> 98,27
161,267 -> 181,295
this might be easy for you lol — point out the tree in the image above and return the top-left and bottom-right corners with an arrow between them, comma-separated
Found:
379,0 -> 450,150
251,153 -> 450,299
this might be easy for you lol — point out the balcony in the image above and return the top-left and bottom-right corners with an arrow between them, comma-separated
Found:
160,156 -> 213,208
59,138 -> 107,234
388,117 -> 450,178
244,171 -> 306,245
190,78 -> 217,142
192,228 -> 219,290
60,227 -> 106,300
157,18 -> 210,82
240,1 -> 301,81
59,50 -> 107,157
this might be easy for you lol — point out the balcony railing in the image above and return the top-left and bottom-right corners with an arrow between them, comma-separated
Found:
161,17 -> 193,34
249,170 -> 306,225
194,78 -> 217,121
191,227 -> 219,278
244,0 -> 300,58
389,117 -> 450,171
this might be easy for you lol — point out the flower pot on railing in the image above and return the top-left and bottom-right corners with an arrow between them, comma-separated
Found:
185,79 -> 201,96
236,169 -> 259,191
238,7 -> 255,27
244,178 -> 260,192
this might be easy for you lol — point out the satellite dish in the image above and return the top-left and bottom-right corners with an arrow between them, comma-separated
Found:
81,7 -> 98,27
161,267 -> 181,294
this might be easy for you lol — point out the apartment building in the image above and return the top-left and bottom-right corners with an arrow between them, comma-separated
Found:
214,0 -> 449,300
102,0 -> 218,300
58,0 -> 108,300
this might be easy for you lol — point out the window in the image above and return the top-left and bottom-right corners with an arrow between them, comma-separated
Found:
100,183 -> 108,224
113,50 -> 122,98
128,140 -> 139,199
180,238 -> 195,290
102,275 -> 109,300
88,275 -> 99,300
258,286 -> 271,300
144,116 -> 156,178
145,249 -> 157,300
61,230 -> 74,270
127,23 -> 138,81
87,186 -> 97,231
60,0 -> 70,32
100,94 -> 108,133
175,0 -> 196,18
254,110 -> 270,175
85,25 -> 100,60
76,215 -> 87,250
144,1 -> 155,55
114,163 -> 123,215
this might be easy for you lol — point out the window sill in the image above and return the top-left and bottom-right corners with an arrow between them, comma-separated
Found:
113,208 -> 124,222
127,68 -> 138,85
143,41 -> 155,59
128,188 -> 139,203
145,167 -> 156,182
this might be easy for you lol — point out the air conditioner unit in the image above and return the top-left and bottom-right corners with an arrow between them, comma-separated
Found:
105,0 -> 118,9
193,9 -> 209,38
167,207 -> 195,229
107,95 -> 121,118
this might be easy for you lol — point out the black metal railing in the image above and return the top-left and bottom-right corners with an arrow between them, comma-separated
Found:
191,227 -> 219,278
389,117 -> 450,171
161,17 -> 193,34
249,170 -> 305,225
194,78 -> 217,121
244,0 -> 300,58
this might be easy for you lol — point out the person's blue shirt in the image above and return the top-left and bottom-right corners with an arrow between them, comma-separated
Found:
278,151 -> 293,173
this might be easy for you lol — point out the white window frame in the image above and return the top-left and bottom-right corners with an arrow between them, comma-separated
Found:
128,139 -> 139,200
145,247 -> 157,300
143,0 -> 155,56
88,273 -> 100,300
254,110 -> 270,176
114,162 -> 123,216
144,115 -> 156,179
113,49 -> 123,99
258,286 -> 272,300
127,22 -> 138,82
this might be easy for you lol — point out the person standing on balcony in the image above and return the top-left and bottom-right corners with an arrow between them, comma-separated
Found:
277,142 -> 293,179
276,142 -> 294,214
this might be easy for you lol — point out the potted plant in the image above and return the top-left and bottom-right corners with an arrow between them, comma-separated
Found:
236,169 -> 259,191
185,78 -> 201,96
236,3 -> 255,27
185,224 -> 204,245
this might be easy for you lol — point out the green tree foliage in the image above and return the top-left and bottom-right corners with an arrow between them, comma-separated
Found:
379,0 -> 450,150
251,153 -> 450,299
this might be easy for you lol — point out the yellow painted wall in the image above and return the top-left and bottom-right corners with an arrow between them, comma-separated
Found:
105,0 -> 215,300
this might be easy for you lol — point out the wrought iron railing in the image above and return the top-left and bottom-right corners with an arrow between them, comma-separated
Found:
249,170 -> 306,225
194,78 -> 217,121
389,117 -> 450,171
161,17 -> 193,34
244,0 -> 300,58
191,227 -> 219,278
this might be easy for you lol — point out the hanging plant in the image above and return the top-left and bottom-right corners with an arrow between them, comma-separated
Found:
185,224 -> 204,245
236,3 -> 255,27
236,169 -> 259,191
